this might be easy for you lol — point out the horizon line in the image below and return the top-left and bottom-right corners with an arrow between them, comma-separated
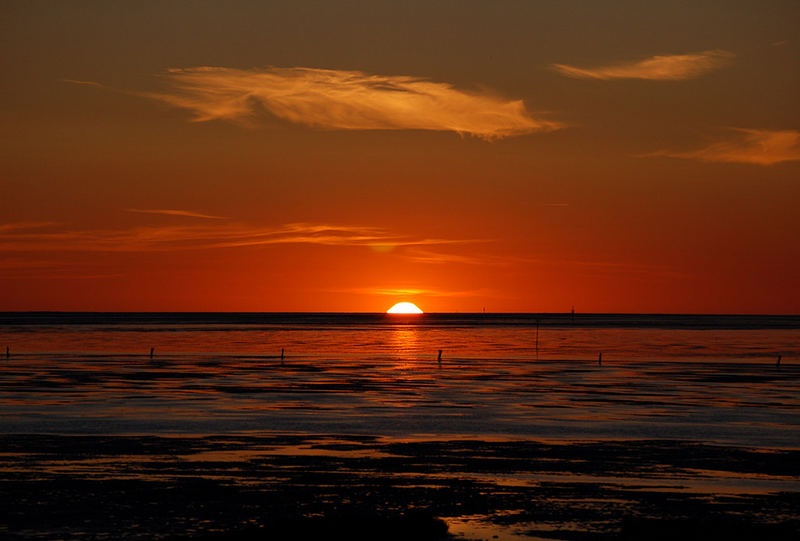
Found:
0,311 -> 798,316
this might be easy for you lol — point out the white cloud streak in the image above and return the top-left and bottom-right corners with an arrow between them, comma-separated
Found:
552,50 -> 733,80
140,66 -> 563,140
647,128 -> 800,165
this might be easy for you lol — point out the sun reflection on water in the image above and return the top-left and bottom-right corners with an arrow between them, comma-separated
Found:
390,325 -> 420,364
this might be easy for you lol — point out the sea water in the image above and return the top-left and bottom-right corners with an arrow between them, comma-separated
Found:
1,313 -> 798,447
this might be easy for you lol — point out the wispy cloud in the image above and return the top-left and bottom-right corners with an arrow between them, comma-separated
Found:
61,78 -> 106,88
0,221 -> 60,233
0,257 -> 65,270
552,50 -> 733,80
0,257 -> 123,280
400,249 -> 682,278
334,286 -> 494,298
401,248 -> 506,266
647,128 -> 800,165
544,258 -> 687,279
130,66 -> 563,140
0,222 -> 479,252
126,208 -> 227,219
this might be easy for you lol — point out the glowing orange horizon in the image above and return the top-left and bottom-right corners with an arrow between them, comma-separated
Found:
387,302 -> 424,314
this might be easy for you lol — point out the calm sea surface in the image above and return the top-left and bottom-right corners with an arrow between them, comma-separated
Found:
1,313 -> 799,447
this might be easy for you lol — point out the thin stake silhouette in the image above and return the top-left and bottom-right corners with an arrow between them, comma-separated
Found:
281,348 -> 285,365
598,352 -> 602,366
535,319 -> 539,360
437,349 -> 443,364
5,346 -> 8,359
149,347 -> 154,359
777,355 -> 781,369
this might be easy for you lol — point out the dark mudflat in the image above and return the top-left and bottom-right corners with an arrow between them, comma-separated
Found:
1,435 -> 798,540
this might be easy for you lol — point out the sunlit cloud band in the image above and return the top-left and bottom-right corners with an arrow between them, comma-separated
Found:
647,128 -> 800,165
126,208 -> 227,219
143,66 -> 563,139
552,50 -> 733,80
335,287 -> 494,298
0,221 -> 479,252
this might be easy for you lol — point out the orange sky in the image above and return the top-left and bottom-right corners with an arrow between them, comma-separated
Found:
1,1 -> 799,313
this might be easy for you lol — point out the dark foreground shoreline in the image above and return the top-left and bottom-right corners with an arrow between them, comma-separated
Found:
2,434 -> 799,540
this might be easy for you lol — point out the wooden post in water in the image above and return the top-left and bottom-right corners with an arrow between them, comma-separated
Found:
149,347 -> 154,359
5,346 -> 8,359
598,352 -> 602,366
281,348 -> 285,365
777,355 -> 782,369
535,319 -> 539,360
437,349 -> 443,365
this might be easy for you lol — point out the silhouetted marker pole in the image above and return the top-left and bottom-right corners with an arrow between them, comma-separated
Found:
281,348 -> 285,365
5,346 -> 8,359
777,355 -> 782,369
598,352 -> 602,366
535,319 -> 539,360
437,349 -> 443,365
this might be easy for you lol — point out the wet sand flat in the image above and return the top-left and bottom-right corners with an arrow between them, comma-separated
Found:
1,434 -> 799,539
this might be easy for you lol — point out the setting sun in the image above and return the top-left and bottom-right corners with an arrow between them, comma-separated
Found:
386,302 -> 424,314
